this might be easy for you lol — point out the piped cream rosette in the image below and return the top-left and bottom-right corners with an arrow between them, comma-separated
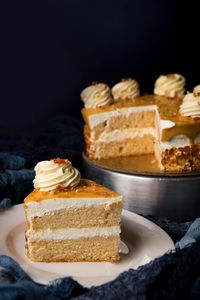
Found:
33,158 -> 81,192
80,82 -> 113,108
154,73 -> 185,98
193,85 -> 200,96
111,78 -> 140,101
180,87 -> 200,118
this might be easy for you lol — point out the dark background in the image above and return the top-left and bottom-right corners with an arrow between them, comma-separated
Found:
1,0 -> 199,135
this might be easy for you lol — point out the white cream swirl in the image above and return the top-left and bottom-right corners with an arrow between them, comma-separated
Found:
111,78 -> 140,101
33,158 -> 80,192
180,91 -> 200,118
154,73 -> 185,98
80,83 -> 113,108
193,85 -> 200,96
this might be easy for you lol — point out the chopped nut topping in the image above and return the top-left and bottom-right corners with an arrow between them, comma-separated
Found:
167,74 -> 176,79
52,158 -> 68,164
162,145 -> 200,172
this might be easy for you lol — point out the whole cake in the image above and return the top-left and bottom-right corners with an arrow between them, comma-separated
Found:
24,158 -> 123,262
81,75 -> 200,171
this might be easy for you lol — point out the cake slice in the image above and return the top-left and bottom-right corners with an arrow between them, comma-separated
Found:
24,158 -> 123,262
81,79 -> 160,161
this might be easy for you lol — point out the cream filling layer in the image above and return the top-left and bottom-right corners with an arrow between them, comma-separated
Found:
88,105 -> 158,129
26,196 -> 122,220
95,128 -> 157,143
28,226 -> 121,241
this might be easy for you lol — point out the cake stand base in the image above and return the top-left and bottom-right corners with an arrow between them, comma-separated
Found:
82,153 -> 200,219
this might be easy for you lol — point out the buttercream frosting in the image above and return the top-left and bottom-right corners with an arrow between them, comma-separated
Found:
33,158 -> 80,192
193,85 -> 200,96
179,91 -> 200,118
80,82 -> 113,108
88,105 -> 158,129
97,128 -> 156,143
112,78 -> 140,101
154,73 -> 185,98
28,226 -> 121,241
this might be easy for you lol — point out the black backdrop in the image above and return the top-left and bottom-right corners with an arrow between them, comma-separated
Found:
1,0 -> 199,135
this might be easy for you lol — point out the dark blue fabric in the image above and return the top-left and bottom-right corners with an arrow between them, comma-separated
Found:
0,240 -> 200,300
146,216 -> 192,243
0,115 -> 84,171
176,218 -> 200,249
0,115 -> 200,300
0,170 -> 34,187
0,115 -> 83,209
0,153 -> 34,210
0,256 -> 87,300
0,153 -> 25,170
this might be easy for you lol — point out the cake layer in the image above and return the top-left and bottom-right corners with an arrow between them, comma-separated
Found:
27,202 -> 122,230
25,196 -> 122,220
86,135 -> 157,159
26,236 -> 120,262
84,105 -> 158,129
89,110 -> 157,141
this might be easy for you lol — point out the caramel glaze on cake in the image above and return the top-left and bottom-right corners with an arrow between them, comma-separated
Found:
24,179 -> 119,205
82,95 -> 200,172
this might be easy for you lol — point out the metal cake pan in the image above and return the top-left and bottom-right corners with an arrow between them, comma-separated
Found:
82,153 -> 200,219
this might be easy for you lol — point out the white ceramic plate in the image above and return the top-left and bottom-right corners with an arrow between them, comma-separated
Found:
0,204 -> 174,287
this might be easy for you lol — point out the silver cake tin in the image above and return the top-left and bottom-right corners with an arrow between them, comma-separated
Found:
82,153 -> 200,219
